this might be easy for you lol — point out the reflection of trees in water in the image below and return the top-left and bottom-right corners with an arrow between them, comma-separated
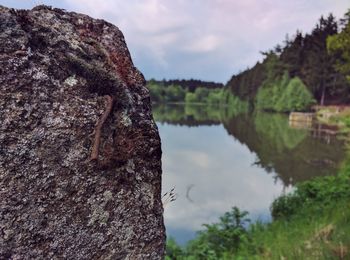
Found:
154,104 -> 346,187
152,103 -> 243,127
254,113 -> 307,151
223,113 -> 346,186
153,104 -> 220,126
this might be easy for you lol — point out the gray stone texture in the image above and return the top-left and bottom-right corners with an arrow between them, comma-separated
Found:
0,5 -> 165,259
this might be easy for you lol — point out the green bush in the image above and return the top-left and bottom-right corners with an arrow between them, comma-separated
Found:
165,237 -> 184,260
271,170 -> 350,220
275,77 -> 316,112
256,86 -> 275,111
255,74 -> 316,112
184,207 -> 251,259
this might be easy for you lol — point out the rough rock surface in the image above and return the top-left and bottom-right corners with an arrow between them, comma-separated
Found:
0,5 -> 165,259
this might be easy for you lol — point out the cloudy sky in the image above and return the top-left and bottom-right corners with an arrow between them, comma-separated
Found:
1,0 -> 349,83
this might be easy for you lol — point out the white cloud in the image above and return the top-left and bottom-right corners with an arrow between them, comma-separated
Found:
4,0 -> 348,81
184,35 -> 222,53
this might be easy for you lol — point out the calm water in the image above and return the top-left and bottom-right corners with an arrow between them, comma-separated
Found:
153,104 -> 346,245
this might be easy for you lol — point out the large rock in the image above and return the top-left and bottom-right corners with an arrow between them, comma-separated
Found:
0,5 -> 165,259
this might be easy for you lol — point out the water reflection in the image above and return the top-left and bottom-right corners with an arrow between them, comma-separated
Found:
154,104 -> 346,245
224,112 -> 345,185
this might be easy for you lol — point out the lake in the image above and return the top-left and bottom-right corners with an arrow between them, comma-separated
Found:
153,104 -> 346,245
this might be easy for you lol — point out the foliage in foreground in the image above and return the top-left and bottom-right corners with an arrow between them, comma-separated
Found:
166,162 -> 350,259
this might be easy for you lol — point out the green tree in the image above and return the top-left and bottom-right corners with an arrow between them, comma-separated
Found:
166,84 -> 186,102
256,71 -> 288,111
280,30 -> 304,77
185,92 -> 197,103
300,14 -> 340,104
327,10 -> 350,82
261,51 -> 285,85
206,89 -> 224,105
226,61 -> 266,103
256,87 -> 274,111
147,81 -> 165,102
193,87 -> 210,102
256,75 -> 315,112
276,77 -> 316,112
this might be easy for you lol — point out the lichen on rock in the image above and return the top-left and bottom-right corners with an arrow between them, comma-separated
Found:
0,5 -> 165,259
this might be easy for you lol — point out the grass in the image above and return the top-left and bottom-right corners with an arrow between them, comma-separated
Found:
245,199 -> 350,259
246,159 -> 350,259
166,160 -> 350,259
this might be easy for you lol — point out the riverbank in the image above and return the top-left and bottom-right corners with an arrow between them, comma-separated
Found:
166,160 -> 350,259
156,103 -> 350,258
162,103 -> 350,258
315,106 -> 350,134
245,164 -> 350,259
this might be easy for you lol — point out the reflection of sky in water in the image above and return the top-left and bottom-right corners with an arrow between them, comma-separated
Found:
158,122 -> 292,245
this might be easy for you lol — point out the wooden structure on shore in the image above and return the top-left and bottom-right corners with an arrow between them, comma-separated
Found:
289,112 -> 315,129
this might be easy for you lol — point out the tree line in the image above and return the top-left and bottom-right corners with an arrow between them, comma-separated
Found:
227,11 -> 350,109
148,10 -> 350,113
148,79 -> 223,92
147,80 -> 249,114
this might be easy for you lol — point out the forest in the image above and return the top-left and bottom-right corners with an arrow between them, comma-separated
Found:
148,10 -> 350,113
147,79 -> 225,104
228,11 -> 350,110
